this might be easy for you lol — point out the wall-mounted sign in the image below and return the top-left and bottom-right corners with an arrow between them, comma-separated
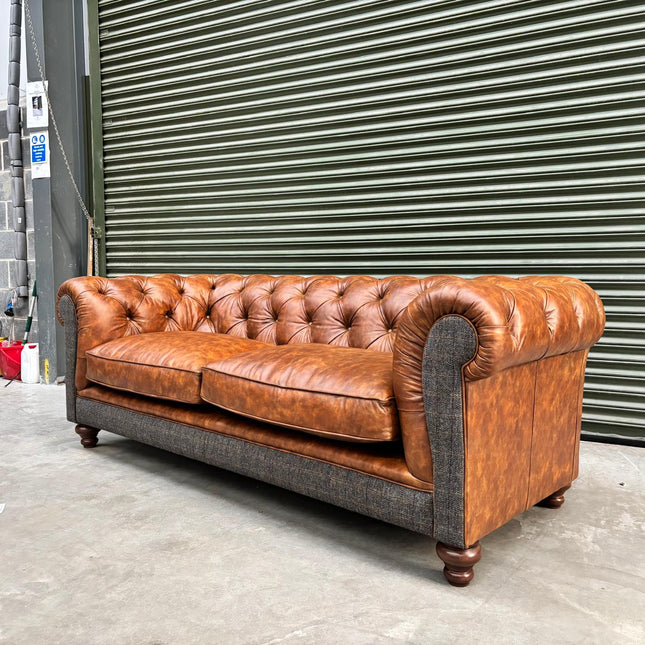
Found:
26,81 -> 49,128
30,131 -> 50,179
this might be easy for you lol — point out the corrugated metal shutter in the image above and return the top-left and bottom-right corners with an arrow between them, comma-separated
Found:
91,0 -> 645,441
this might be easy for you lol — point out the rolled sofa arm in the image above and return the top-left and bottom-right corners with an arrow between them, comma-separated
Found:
394,275 -> 605,383
392,275 -> 605,547
394,276 -> 605,469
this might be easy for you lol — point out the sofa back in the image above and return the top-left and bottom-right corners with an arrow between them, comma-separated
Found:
58,272 -> 604,405
78,273 -> 438,353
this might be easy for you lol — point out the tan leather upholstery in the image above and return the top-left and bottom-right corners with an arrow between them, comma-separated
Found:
202,344 -> 399,442
57,274 -> 436,391
392,275 -> 605,481
58,273 -> 605,487
461,350 -> 589,545
462,362 -> 536,545
86,332 -> 266,404
77,385 -> 432,491
526,350 -> 588,508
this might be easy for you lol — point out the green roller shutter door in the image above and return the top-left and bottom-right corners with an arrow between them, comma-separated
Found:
91,0 -> 645,441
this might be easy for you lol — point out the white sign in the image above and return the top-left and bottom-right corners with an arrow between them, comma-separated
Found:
26,81 -> 49,128
30,131 -> 50,179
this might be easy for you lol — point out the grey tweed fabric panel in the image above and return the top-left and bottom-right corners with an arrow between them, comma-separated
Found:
58,295 -> 78,423
76,398 -> 434,536
422,316 -> 477,548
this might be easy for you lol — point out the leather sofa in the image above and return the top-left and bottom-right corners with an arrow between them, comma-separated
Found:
57,273 -> 605,586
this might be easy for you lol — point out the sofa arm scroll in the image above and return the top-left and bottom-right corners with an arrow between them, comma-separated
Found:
392,275 -> 605,483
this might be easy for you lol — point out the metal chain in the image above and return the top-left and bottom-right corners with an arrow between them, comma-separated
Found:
23,0 -> 93,223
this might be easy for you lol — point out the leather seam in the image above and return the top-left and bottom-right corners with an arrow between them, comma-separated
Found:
524,360 -> 540,510
571,350 -> 588,481
202,368 -> 396,404
86,353 -> 206,375
202,397 -> 398,443
86,345 -> 264,375
85,376 -> 201,406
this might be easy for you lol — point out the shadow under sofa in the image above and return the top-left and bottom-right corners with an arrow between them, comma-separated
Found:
57,273 -> 605,586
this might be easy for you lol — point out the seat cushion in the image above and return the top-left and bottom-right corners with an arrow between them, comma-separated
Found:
201,344 -> 399,442
85,332 -> 266,404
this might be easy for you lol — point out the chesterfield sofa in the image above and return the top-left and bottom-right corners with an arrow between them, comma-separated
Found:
57,273 -> 604,586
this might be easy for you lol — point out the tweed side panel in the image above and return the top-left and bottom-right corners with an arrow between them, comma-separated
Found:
76,398 -> 434,535
422,316 -> 477,548
59,296 -> 78,423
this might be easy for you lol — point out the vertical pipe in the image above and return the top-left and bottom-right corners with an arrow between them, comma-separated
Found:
7,0 -> 28,298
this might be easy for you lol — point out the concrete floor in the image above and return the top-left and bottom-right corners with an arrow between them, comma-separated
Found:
0,383 -> 643,645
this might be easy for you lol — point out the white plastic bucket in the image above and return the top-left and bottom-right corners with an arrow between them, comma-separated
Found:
21,343 -> 39,383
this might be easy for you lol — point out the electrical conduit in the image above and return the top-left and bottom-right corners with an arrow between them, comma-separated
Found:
6,0 -> 28,298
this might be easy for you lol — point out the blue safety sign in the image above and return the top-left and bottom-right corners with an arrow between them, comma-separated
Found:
31,134 -> 47,164
30,131 -> 50,178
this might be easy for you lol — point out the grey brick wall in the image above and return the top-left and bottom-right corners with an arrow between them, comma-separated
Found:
0,107 -> 37,343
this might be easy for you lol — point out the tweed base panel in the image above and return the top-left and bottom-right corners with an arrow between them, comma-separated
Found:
76,398 -> 435,536
422,315 -> 477,548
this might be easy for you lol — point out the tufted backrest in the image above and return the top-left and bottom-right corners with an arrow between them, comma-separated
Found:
62,273 -> 439,353
57,273 -> 604,395
197,274 -> 439,351
58,273 -> 440,392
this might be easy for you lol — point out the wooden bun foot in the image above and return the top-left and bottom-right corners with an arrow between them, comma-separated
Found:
537,485 -> 571,509
436,541 -> 482,587
75,425 -> 100,448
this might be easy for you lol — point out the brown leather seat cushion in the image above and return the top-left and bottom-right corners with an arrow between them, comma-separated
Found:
201,344 -> 399,442
85,332 -> 266,404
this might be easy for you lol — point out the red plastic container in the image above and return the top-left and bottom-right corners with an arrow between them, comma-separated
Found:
0,341 -> 24,380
